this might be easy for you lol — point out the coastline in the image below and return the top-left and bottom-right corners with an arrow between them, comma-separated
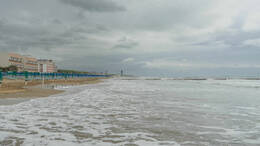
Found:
0,78 -> 105,105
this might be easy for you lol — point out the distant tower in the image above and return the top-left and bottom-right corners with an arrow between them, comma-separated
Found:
120,70 -> 123,76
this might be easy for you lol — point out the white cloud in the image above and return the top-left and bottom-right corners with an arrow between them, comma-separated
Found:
122,57 -> 135,63
244,38 -> 260,47
243,13 -> 260,31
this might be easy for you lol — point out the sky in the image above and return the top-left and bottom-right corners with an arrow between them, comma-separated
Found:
1,0 -> 260,77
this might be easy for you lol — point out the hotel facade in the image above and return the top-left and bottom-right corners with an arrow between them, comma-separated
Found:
38,59 -> 57,73
0,52 -> 57,73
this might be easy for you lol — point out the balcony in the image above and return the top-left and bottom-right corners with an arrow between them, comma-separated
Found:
9,57 -> 22,63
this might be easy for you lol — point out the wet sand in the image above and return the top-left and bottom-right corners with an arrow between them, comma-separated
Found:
0,78 -> 104,105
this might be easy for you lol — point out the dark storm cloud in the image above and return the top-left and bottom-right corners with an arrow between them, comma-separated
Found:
60,0 -> 126,12
0,20 -> 69,51
192,26 -> 260,51
0,17 -> 103,52
112,37 -> 139,50
1,0 -> 260,77
216,31 -> 260,48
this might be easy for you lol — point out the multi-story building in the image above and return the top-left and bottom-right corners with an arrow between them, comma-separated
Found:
38,59 -> 57,73
0,53 -> 24,72
0,52 -> 57,73
23,55 -> 38,72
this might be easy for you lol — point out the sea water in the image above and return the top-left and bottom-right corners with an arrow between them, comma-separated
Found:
0,78 -> 260,146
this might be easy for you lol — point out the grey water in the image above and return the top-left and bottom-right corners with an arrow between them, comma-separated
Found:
0,78 -> 260,146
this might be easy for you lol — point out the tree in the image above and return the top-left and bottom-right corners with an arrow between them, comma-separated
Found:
0,65 -> 18,72
8,65 -> 17,72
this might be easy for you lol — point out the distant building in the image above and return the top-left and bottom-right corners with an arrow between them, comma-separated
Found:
0,53 -> 24,72
23,55 -> 38,72
0,52 -> 57,72
38,59 -> 57,73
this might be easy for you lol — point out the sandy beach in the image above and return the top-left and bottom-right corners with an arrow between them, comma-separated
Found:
0,78 -> 104,105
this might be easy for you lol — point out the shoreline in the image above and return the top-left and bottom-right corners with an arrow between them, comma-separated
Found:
0,78 -> 105,105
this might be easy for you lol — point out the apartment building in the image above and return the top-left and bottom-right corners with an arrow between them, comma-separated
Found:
0,53 -> 24,72
0,52 -> 57,73
23,55 -> 38,72
38,59 -> 57,73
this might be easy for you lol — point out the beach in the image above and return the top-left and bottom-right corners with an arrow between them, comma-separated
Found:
0,78 -> 260,145
0,78 -> 103,105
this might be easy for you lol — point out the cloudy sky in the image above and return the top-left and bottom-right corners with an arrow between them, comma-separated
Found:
1,0 -> 260,77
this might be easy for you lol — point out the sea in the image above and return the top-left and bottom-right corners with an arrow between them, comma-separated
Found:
0,77 -> 260,146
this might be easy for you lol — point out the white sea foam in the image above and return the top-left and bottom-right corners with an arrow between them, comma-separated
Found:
0,78 -> 260,145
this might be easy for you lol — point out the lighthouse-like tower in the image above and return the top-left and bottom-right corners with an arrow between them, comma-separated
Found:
120,70 -> 123,76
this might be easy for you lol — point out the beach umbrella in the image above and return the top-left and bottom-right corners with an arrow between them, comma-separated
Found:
28,72 -> 33,79
33,72 -> 37,79
24,71 -> 29,81
52,73 -> 54,79
0,69 -> 3,84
